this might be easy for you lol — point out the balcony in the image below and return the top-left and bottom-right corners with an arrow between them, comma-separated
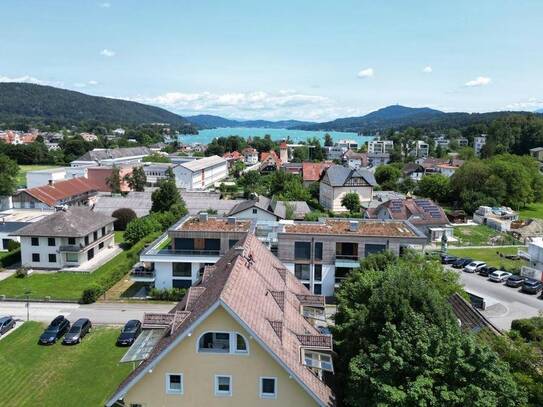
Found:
130,268 -> 156,282
334,254 -> 359,268
147,249 -> 220,256
59,244 -> 82,252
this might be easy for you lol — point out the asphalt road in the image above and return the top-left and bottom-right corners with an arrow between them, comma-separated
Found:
0,301 -> 174,326
454,268 -> 543,330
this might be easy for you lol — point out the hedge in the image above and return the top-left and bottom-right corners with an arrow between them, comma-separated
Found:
0,249 -> 21,268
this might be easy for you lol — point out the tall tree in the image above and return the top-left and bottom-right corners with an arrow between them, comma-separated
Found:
341,192 -> 361,213
106,166 -> 122,194
125,166 -> 147,192
151,180 -> 181,212
0,154 -> 19,196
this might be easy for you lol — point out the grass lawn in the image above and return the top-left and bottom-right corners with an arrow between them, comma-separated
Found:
0,321 -> 131,406
0,231 -> 155,301
448,246 -> 527,271
16,165 -> 63,188
452,224 -> 519,246
519,202 -> 543,220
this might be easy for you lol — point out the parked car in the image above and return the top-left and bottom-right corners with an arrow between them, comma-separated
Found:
116,320 -> 142,347
452,258 -> 473,269
464,261 -> 487,273
489,270 -> 512,283
478,266 -> 498,277
505,275 -> 526,288
39,316 -> 70,345
62,318 -> 92,345
522,279 -> 543,294
440,255 -> 458,265
0,316 -> 16,335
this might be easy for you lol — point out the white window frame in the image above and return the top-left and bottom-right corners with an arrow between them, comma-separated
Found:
214,374 -> 232,397
259,376 -> 277,399
165,373 -> 183,395
302,349 -> 334,372
196,331 -> 249,355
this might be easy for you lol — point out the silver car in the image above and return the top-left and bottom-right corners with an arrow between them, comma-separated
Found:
489,270 -> 512,282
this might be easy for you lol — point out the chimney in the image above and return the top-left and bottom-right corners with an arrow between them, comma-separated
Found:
349,220 -> 358,232
227,216 -> 236,225
48,179 -> 54,186
199,212 -> 208,222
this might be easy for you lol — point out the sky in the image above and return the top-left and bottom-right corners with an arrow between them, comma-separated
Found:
1,0 -> 542,121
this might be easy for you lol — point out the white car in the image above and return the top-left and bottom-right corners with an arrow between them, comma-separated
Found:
489,270 -> 512,282
464,261 -> 487,273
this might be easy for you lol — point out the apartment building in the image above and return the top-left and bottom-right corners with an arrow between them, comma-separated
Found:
410,140 -> 429,158
367,139 -> 394,155
108,234 -> 334,407
12,208 -> 115,270
138,214 -> 254,289
276,218 -> 427,296
174,155 -> 228,190
474,134 -> 487,156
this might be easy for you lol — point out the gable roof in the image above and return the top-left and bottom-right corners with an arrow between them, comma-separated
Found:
260,150 -> 282,169
302,162 -> 332,182
107,235 -> 335,406
16,177 -> 99,207
227,196 -> 310,220
74,147 -> 151,162
322,165 -> 377,187
12,207 -> 114,237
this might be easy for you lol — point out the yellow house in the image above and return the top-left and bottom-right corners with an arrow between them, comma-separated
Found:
107,235 -> 335,407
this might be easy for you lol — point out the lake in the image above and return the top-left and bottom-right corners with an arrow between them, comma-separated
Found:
177,127 -> 373,145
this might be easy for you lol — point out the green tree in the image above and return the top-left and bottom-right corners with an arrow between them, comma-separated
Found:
415,173 -> 450,202
324,133 -> 333,147
106,166 -> 122,194
341,192 -> 361,213
374,165 -> 401,190
0,154 -> 19,196
165,166 -> 175,181
125,166 -> 147,192
151,180 -> 181,212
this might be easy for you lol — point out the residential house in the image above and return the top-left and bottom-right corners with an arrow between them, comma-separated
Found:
367,139 -> 394,155
277,218 -> 427,296
530,147 -> 543,162
80,132 -> 98,142
282,163 -> 303,176
365,196 -> 451,242
227,196 -> 311,221
302,162 -> 332,187
472,206 -> 519,232
12,207 -> 115,270
325,140 -> 359,161
137,214 -> 254,289
260,151 -> 282,173
0,130 -> 37,145
420,158 -> 464,177
113,128 -> 126,136
26,167 -> 88,189
107,234 -> 335,407
174,156 -> 228,190
474,134 -> 487,156
457,137 -> 469,147
242,147 -> 259,165
402,163 -> 425,182
319,166 -> 377,212
222,151 -> 243,168
12,177 -> 99,210
409,140 -> 429,158
343,150 -> 368,169
367,152 -> 390,166
70,147 -> 151,167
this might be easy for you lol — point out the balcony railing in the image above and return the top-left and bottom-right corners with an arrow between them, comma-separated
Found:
144,248 -> 221,257
130,269 -> 156,279
335,254 -> 358,260
59,244 -> 82,252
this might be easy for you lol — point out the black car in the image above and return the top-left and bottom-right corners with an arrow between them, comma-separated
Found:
505,275 -> 526,288
0,316 -> 15,335
116,320 -> 142,347
522,279 -> 543,294
441,255 -> 458,265
452,258 -> 473,269
479,266 -> 498,277
62,318 -> 92,345
39,315 -> 70,345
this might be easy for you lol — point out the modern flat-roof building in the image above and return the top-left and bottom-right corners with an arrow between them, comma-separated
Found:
277,218 -> 427,296
174,155 -> 228,190
26,167 -> 88,189
11,207 -> 115,270
107,234 -> 334,407
138,214 -> 254,289
367,139 -> 394,155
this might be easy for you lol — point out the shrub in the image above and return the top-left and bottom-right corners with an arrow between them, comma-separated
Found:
149,287 -> 187,301
124,216 -> 161,246
81,284 -> 102,304
112,208 -> 137,231
511,317 -> 543,342
0,249 -> 20,267
6,240 -> 20,251
15,267 -> 28,278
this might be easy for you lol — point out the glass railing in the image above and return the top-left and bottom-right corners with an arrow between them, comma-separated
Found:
130,269 -> 156,278
146,248 -> 221,256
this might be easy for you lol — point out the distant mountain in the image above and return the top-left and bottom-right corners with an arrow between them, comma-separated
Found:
0,83 -> 194,129
535,108 -> 543,114
186,114 -> 314,129
294,105 -> 533,133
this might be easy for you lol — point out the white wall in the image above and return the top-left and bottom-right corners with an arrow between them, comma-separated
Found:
231,207 -> 278,221
174,162 -> 228,190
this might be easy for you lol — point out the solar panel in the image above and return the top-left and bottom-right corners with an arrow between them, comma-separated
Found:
120,328 -> 166,363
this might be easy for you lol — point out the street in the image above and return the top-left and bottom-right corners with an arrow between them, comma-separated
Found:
455,269 -> 543,330
0,301 -> 174,326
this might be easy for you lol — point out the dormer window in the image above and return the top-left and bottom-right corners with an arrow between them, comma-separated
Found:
198,332 -> 248,354
302,349 -> 334,378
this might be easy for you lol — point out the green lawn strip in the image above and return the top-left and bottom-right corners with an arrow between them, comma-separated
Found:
16,165 -> 62,187
0,232 -> 159,301
519,202 -> 543,220
452,224 -> 519,246
0,322 -> 130,406
448,246 -> 527,271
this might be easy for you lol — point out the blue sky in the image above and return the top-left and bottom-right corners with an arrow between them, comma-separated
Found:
1,0 -> 542,120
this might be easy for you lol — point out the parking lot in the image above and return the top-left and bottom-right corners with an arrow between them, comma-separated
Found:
449,266 -> 543,330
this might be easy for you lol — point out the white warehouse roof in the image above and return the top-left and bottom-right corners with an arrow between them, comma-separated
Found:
179,155 -> 226,172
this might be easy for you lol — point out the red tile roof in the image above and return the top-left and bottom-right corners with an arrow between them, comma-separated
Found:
223,151 -> 243,160
366,197 -> 449,226
302,162 -> 332,182
20,177 -> 99,207
260,150 -> 282,168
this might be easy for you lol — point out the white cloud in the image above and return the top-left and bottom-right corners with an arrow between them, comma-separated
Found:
100,49 -> 116,57
357,68 -> 374,78
465,76 -> 491,87
88,80 -> 99,86
127,90 -> 367,121
505,98 -> 543,111
73,80 -> 99,88
0,74 -> 61,86
423,66 -> 432,73
99,2 -> 111,8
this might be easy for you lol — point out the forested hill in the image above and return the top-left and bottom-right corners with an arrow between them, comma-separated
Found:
185,114 -> 314,129
0,83 -> 193,130
294,105 -> 536,133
